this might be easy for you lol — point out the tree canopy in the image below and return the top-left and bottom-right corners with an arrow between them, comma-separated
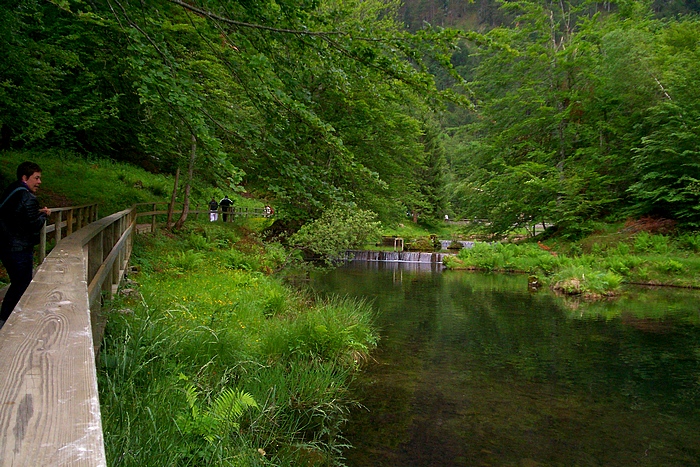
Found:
1,0 -> 468,224
4,0 -> 700,234
445,0 -> 700,235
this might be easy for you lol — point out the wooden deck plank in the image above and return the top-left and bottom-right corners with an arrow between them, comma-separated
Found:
0,250 -> 105,466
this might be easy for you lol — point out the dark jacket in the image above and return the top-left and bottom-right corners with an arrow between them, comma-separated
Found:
219,197 -> 234,211
0,181 -> 47,252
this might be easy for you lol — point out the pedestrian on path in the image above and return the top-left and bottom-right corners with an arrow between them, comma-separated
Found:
209,197 -> 219,222
220,195 -> 234,222
0,161 -> 51,329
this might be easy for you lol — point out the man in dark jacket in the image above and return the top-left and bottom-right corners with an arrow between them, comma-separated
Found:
219,195 -> 234,222
0,161 -> 51,329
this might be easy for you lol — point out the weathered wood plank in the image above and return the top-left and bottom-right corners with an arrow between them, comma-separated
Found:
0,251 -> 105,466
87,225 -> 133,309
0,210 -> 131,467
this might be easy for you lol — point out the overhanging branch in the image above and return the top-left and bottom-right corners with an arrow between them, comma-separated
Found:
168,0 -> 345,37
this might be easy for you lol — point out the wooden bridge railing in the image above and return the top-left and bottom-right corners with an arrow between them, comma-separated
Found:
39,203 -> 99,264
0,206 -> 135,466
0,200 -> 272,466
134,202 -> 268,227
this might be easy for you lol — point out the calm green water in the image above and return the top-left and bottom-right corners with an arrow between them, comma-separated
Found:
309,261 -> 700,467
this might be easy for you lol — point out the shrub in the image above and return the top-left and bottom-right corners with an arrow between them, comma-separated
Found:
175,374 -> 258,445
634,232 -> 673,255
223,249 -> 258,271
677,232 -> 700,252
260,296 -> 377,367
659,259 -> 685,274
457,241 -> 499,270
407,236 -> 436,251
187,233 -> 209,250
551,265 -> 622,295
289,206 -> 382,261
165,250 -> 205,272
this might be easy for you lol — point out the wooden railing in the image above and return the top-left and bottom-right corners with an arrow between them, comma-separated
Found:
0,206 -> 135,466
135,202 -> 268,227
39,204 -> 99,263
0,200 -> 273,466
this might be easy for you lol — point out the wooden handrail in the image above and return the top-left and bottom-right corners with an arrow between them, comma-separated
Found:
0,206 -> 135,466
0,199 -> 273,466
39,203 -> 99,263
131,202 -> 270,228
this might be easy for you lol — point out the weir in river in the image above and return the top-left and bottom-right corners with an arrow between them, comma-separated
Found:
345,250 -> 450,263
346,240 -> 474,264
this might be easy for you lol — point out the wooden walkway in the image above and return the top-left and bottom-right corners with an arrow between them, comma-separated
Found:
0,207 -> 135,466
0,200 -> 273,466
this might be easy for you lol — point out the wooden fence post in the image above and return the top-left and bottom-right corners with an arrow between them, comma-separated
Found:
55,211 -> 63,243
66,208 -> 74,236
76,206 -> 83,230
39,222 -> 47,263
151,203 -> 157,233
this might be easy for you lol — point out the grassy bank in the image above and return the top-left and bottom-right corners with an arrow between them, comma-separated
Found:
445,226 -> 700,298
0,150 -> 260,216
98,221 -> 377,466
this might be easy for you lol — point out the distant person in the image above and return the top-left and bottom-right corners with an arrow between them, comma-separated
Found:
219,195 -> 234,222
208,197 -> 219,222
263,205 -> 274,217
0,161 -> 51,329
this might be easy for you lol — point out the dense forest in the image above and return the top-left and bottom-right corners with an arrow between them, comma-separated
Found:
3,0 -> 700,237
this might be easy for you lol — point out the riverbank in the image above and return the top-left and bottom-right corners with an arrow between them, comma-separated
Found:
98,221 -> 378,466
443,224 -> 700,298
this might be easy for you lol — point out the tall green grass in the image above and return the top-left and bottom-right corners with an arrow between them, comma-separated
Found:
99,223 -> 377,466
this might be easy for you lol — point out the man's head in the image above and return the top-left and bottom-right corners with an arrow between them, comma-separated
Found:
17,161 -> 42,194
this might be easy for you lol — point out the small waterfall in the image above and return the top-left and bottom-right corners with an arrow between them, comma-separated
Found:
345,250 -> 453,264
345,240 -> 475,264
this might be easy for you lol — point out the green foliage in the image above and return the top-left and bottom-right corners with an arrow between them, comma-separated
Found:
0,0 -> 126,150
633,232 -> 672,255
551,265 -> 623,296
456,242 -> 561,273
445,2 -> 700,237
448,226 -> 700,292
289,206 -> 382,260
186,233 -> 209,251
677,232 -> 700,252
0,150 -> 174,214
176,374 -> 258,444
99,227 -> 378,465
407,236 -> 438,251
165,250 -> 205,273
658,259 -> 685,274
260,296 -> 377,367
223,249 -> 258,272
1,0 -> 470,225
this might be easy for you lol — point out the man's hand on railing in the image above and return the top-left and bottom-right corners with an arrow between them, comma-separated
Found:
40,207 -> 51,216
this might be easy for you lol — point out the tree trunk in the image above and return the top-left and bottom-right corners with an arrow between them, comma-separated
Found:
173,134 -> 196,230
166,166 -> 180,229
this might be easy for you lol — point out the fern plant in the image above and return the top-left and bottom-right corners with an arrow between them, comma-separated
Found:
176,374 -> 258,444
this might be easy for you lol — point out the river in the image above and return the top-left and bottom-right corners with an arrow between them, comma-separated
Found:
309,261 -> 700,467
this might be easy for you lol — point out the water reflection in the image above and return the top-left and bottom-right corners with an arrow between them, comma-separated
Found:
310,262 -> 700,467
